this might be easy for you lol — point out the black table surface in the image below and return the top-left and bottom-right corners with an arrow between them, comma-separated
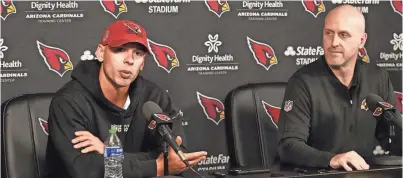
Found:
223,164 -> 402,178
157,165 -> 401,178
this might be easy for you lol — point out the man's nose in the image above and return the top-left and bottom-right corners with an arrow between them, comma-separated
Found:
124,53 -> 135,65
331,36 -> 340,47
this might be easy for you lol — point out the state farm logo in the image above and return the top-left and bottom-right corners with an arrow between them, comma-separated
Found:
284,46 -> 323,66
197,154 -> 229,171
331,0 -> 380,14
331,0 -> 378,3
134,0 -> 190,14
283,45 -> 323,55
81,50 -> 96,61
373,145 -> 389,156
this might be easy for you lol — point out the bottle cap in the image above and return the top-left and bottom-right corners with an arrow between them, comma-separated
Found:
109,129 -> 117,134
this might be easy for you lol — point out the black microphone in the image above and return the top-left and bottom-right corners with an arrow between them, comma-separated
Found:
142,101 -> 190,167
366,93 -> 402,130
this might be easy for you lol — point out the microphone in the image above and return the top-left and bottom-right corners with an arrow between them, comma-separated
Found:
366,93 -> 402,130
142,101 -> 190,167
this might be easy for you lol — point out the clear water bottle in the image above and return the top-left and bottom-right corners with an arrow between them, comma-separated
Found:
104,129 -> 124,178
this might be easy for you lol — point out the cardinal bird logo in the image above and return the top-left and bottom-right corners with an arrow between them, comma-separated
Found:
301,0 -> 325,18
247,37 -> 278,71
197,92 -> 225,125
205,0 -> 230,18
100,0 -> 127,19
262,101 -> 281,129
373,107 -> 383,117
391,0 -> 402,16
124,22 -> 142,36
361,99 -> 369,111
358,47 -> 370,63
148,120 -> 157,130
154,114 -> 170,121
148,39 -> 180,73
38,118 -> 49,135
395,91 -> 402,113
380,102 -> 394,110
37,41 -> 73,77
1,0 -> 16,20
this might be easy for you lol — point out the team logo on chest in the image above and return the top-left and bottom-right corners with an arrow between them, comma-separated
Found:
361,99 -> 369,111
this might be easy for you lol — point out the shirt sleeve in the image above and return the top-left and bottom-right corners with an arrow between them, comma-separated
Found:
47,95 -> 159,178
277,77 -> 335,167
375,70 -> 402,155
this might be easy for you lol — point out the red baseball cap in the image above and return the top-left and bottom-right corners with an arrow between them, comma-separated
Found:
100,20 -> 149,53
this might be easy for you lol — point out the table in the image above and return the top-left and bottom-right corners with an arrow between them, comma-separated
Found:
224,165 -> 402,178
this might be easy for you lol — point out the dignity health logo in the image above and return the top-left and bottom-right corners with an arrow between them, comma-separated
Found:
379,33 -> 403,61
377,33 -> 403,70
204,34 -> 222,53
188,33 -> 238,75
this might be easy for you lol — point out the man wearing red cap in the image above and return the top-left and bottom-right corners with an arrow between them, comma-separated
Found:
46,20 -> 207,178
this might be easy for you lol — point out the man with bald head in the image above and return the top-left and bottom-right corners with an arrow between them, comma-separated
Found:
278,5 -> 400,171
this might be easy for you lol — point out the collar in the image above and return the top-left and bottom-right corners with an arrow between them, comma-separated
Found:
123,95 -> 131,110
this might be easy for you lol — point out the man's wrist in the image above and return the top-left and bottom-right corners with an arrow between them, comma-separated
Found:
329,153 -> 340,168
156,159 -> 164,176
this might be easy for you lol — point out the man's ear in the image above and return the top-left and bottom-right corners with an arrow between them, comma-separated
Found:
95,44 -> 105,62
359,33 -> 367,48
140,60 -> 145,71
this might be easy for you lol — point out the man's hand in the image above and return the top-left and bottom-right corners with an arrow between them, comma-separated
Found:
330,151 -> 370,171
156,136 -> 207,176
72,131 -> 105,154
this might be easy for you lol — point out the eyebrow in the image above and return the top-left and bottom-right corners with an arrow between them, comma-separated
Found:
323,29 -> 351,34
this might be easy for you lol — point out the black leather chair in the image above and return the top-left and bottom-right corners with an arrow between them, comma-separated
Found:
224,82 -> 287,172
2,93 -> 54,178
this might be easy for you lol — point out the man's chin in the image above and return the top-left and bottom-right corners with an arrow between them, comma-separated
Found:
325,56 -> 343,67
115,79 -> 134,88
328,64 -> 342,69
325,59 -> 344,69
